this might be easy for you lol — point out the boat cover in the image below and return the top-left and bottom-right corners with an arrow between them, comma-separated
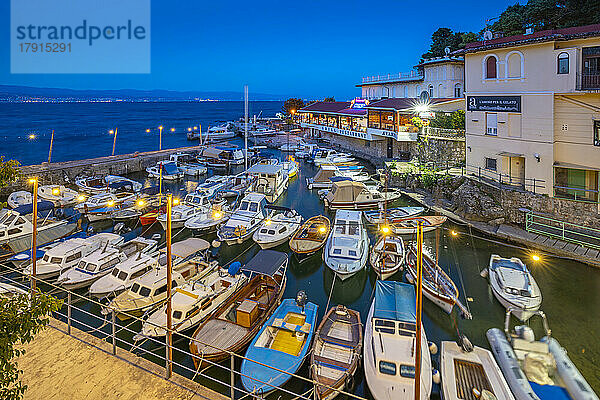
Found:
374,281 -> 416,323
246,163 -> 283,175
330,176 -> 352,182
242,250 -> 287,276
202,147 -> 223,159
14,200 -> 54,215
326,181 -> 365,203
529,382 -> 571,400
312,168 -> 335,183
141,186 -> 160,195
108,181 -> 134,191
161,162 -> 179,176
161,238 -> 210,258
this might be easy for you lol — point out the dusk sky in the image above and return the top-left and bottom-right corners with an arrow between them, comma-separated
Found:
2,1 -> 517,100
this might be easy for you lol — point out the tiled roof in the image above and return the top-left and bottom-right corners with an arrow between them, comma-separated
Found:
366,98 -> 460,111
298,101 -> 351,113
462,24 -> 600,54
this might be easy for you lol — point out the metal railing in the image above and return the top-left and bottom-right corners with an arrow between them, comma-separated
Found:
361,70 -> 424,84
525,212 -> 600,250
463,165 -> 546,194
0,264 -> 369,400
421,127 -> 466,140
576,72 -> 600,90
554,185 -> 599,204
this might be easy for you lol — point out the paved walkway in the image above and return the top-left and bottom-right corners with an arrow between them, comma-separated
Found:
18,318 -> 227,400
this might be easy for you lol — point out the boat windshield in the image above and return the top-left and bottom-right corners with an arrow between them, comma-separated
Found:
335,220 -> 346,234
139,286 -> 151,297
50,257 -> 62,264
85,263 -> 98,272
249,202 -> 258,212
239,201 -> 249,211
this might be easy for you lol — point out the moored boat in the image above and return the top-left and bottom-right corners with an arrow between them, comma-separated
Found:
37,185 -> 79,207
323,180 -> 402,210
310,305 -> 362,400
7,191 -> 32,209
369,235 -> 405,280
390,215 -> 447,235
146,161 -> 184,180
217,193 -> 269,245
323,210 -> 368,280
289,215 -> 331,261
364,206 -> 425,225
252,206 -> 302,249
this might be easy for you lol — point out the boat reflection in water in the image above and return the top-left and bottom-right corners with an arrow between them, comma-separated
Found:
322,265 -> 368,305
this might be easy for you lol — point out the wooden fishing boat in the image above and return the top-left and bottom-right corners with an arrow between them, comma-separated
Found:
189,250 -> 287,368
310,305 -> 362,400
369,235 -> 404,280
363,206 -> 425,225
390,215 -> 447,235
289,215 -> 331,261
405,245 -> 472,318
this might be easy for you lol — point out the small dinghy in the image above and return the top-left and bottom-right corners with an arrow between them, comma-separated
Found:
363,206 -> 425,225
391,215 -> 447,235
184,203 -> 229,232
240,293 -> 318,395
7,191 -> 32,209
311,305 -> 362,400
38,185 -> 79,207
369,235 -> 405,280
289,215 -> 331,261
440,339 -> 514,400
484,254 -> 542,322
487,310 -> 598,400
405,245 -> 472,318
324,210 -> 369,280
253,206 -> 302,249
146,161 -> 184,180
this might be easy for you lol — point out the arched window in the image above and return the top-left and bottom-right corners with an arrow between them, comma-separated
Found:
415,86 -> 420,97
454,83 -> 462,98
485,56 -> 497,79
558,52 -> 569,74
506,52 -> 523,78
404,86 -> 408,98
428,85 -> 434,97
438,84 -> 444,97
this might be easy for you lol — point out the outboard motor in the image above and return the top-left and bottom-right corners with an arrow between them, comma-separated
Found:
113,222 -> 125,234
151,233 -> 162,242
515,325 -> 535,342
295,290 -> 307,312
458,334 -> 474,353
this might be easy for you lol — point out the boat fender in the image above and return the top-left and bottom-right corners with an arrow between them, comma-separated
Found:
344,374 -> 355,390
480,268 -> 489,278
458,334 -> 474,352
211,239 -> 221,248
515,325 -> 535,342
113,222 -> 125,233
432,369 -> 441,385
87,225 -> 95,235
151,233 -> 162,242
428,341 -> 438,355
406,273 -> 414,284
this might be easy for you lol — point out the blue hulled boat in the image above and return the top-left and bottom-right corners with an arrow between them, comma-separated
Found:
240,296 -> 318,395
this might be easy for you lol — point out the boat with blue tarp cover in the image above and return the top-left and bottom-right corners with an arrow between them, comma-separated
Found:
240,294 -> 318,395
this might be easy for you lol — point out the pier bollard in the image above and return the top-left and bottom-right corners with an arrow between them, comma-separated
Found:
111,310 -> 116,355
230,354 -> 235,399
67,292 -> 72,335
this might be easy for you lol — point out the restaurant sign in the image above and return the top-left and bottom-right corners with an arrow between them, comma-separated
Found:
350,98 -> 369,109
467,96 -> 521,113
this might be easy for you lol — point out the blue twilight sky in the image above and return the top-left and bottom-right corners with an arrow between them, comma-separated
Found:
1,1 -> 517,100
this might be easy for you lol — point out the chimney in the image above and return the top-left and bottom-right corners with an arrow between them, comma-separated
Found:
492,31 -> 505,39
525,27 -> 534,35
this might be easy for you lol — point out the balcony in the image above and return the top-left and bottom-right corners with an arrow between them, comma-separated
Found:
576,72 -> 600,91
361,70 -> 424,84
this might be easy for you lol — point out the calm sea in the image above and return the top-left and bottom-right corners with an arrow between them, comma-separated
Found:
0,101 -> 282,166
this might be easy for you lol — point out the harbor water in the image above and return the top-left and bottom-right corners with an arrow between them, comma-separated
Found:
1,102 -> 598,396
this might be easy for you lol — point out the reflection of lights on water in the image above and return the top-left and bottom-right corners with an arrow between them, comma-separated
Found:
28,134 -> 36,139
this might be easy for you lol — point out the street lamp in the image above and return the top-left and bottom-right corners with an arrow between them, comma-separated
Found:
158,125 -> 164,151
165,194 -> 174,379
110,128 -> 118,156
28,177 -> 38,293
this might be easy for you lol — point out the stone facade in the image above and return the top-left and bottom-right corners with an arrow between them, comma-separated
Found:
415,135 -> 465,167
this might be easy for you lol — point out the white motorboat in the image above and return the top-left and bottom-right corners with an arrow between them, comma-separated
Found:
57,237 -> 157,290
364,207 -> 425,225
217,193 -> 269,245
369,235 -> 405,280
246,162 -> 289,203
282,159 -> 300,178
184,203 -> 230,232
156,192 -> 214,230
76,192 -> 137,222
313,149 -> 355,166
205,124 -> 237,142
23,233 -> 124,279
252,207 -> 302,249
487,310 -> 598,400
195,179 -> 227,198
38,185 -> 79,207
7,191 -> 32,209
0,207 -> 68,247
137,263 -> 248,338
440,340 -> 515,400
295,143 -> 318,159
323,180 -> 402,210
76,175 -> 142,194
89,252 -> 159,298
146,161 -> 184,180
0,282 -> 28,298
323,210 -> 368,280
364,281 -> 432,400
484,254 -> 542,322
169,152 -> 207,176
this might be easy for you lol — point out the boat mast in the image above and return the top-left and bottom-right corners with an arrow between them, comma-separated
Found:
415,220 -> 424,400
166,194 -> 173,379
244,85 -> 248,171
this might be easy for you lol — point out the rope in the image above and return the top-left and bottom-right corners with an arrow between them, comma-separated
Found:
449,232 -> 472,317
324,273 -> 336,312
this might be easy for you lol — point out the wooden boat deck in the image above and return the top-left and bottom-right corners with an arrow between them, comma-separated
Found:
453,359 -> 493,400
192,320 -> 248,355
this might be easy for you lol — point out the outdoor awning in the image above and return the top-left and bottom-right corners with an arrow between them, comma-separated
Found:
242,250 -> 287,276
161,238 -> 210,258
374,281 -> 416,323
553,161 -> 600,171
246,163 -> 283,175
497,151 -> 524,157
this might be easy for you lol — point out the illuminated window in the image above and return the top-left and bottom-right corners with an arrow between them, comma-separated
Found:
558,53 -> 569,74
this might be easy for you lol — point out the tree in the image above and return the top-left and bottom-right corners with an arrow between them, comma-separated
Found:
0,291 -> 62,400
491,4 -> 529,36
422,28 -> 478,59
323,97 -> 335,102
282,98 -> 304,115
0,157 -> 21,187
451,110 -> 465,130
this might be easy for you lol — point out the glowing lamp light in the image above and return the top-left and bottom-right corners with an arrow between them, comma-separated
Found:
318,226 -> 327,233
265,219 -> 272,225
158,125 -> 163,130
451,230 -> 458,237
170,128 -> 175,132
188,127 -> 192,132
381,225 -> 390,234
137,200 -> 145,207
28,178 -> 37,184
28,134 -> 36,140
52,188 -> 60,195
213,211 -> 222,219
415,104 -> 429,113
145,128 -> 151,133
77,195 -> 85,202
532,254 -> 541,262
173,198 -> 180,205
107,200 -> 115,207
193,126 -> 198,130
109,130 -> 114,135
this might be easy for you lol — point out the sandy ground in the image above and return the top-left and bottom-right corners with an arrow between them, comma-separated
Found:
17,319 -> 226,400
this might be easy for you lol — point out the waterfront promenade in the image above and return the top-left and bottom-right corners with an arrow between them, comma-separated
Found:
18,318 -> 226,400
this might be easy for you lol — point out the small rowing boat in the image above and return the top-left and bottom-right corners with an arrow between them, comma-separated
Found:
369,235 -> 404,280
390,215 -> 447,235
289,215 -> 331,261
363,206 -> 425,225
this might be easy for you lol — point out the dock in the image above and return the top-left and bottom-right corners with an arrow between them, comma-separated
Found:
17,318 -> 226,400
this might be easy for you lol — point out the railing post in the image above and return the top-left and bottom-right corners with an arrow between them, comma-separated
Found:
111,310 -> 116,355
478,167 -> 481,181
67,292 -> 72,335
230,353 -> 235,400
165,332 -> 172,379
562,221 -> 565,241
533,178 -> 536,194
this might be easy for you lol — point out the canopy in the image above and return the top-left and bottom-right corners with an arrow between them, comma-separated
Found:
242,250 -> 287,276
374,281 -> 416,323
202,147 -> 224,159
14,200 -> 54,215
141,186 -> 160,195
246,163 -> 283,175
313,168 -> 335,183
161,238 -> 210,258
161,162 -> 179,176
326,181 -> 365,203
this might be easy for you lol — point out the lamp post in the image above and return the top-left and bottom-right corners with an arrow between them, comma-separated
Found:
415,220 -> 424,400
48,130 -> 54,163
159,125 -> 164,151
165,193 -> 173,379
110,128 -> 118,156
29,178 -> 38,293
244,85 -> 248,170
288,109 -> 296,157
